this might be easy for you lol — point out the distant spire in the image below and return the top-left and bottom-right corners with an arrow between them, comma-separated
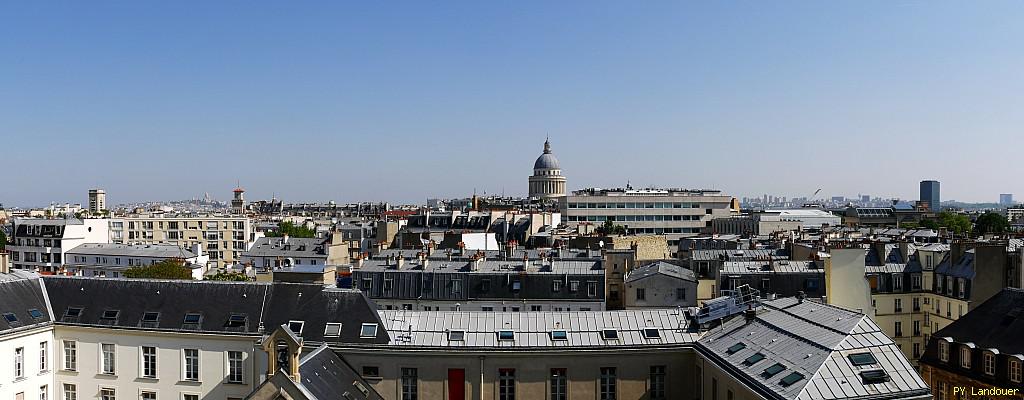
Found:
543,137 -> 551,154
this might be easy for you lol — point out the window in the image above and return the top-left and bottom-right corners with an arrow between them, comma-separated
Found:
228,351 -> 244,383
892,274 -> 903,291
39,385 -> 48,400
643,328 -> 660,339
600,367 -> 617,400
499,369 -> 515,400
550,330 -> 568,341
183,395 -> 199,400
762,363 -> 786,377
99,388 -> 114,400
183,313 -> 202,329
960,346 -> 971,369
676,287 -> 686,300
552,280 -> 562,292
225,314 -> 247,329
569,281 -> 579,292
743,353 -> 766,366
99,310 -> 119,323
141,392 -> 155,400
4,312 -> 19,324
636,288 -> 646,301
62,384 -> 76,400
894,321 -> 902,337
1010,360 -> 1022,383
848,352 -> 877,366
894,299 -> 902,313
401,367 -> 418,400
448,330 -> 466,341
360,323 -> 378,338
649,366 -> 666,400
29,309 -> 43,320
324,323 -> 343,337
780,372 -> 805,386
40,341 -> 48,371
550,368 -> 567,400
587,282 -> 598,297
939,341 -> 949,362
362,365 -> 380,377
101,343 -> 115,374
63,340 -> 77,371
184,348 -> 199,381
288,320 -> 304,334
984,352 -> 995,375
15,346 -> 24,378
937,381 -> 946,399
141,346 -> 157,378
726,343 -> 747,354
141,312 -> 160,327
601,329 -> 619,340
498,330 -> 515,341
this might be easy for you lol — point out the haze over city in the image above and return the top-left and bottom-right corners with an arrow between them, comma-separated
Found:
4,1 -> 1023,206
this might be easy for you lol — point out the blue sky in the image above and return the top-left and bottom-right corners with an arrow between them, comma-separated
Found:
2,1 -> 1022,206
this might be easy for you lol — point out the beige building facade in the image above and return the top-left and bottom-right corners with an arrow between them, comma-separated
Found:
114,214 -> 256,268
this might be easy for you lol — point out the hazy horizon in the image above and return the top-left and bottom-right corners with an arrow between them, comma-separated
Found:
3,2 -> 1022,207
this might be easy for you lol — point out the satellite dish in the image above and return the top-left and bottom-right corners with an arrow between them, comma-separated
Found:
598,240 -> 605,248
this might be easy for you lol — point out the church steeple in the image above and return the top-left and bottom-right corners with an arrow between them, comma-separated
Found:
543,137 -> 551,154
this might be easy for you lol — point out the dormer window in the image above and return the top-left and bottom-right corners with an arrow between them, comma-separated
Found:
63,307 -> 83,323
939,341 -> 949,362
183,313 -> 202,329
100,310 -> 119,321
600,329 -> 619,340
225,314 -> 248,329
643,328 -> 660,339
497,330 -> 515,341
448,330 -> 465,341
550,330 -> 568,341
984,352 -> 995,375
360,323 -> 378,338
960,346 -> 972,369
288,320 -> 304,334
324,323 -> 343,337
1010,359 -> 1022,383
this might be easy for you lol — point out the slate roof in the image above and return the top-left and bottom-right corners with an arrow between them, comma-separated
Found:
0,271 -> 52,335
43,276 -> 271,335
376,309 -> 698,349
626,261 -> 696,283
934,249 -> 975,279
863,263 -> 922,274
697,298 -> 930,400
297,346 -> 383,400
262,284 -> 390,345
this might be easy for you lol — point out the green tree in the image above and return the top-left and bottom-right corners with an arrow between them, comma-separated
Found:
264,221 -> 316,238
597,219 -> 627,236
934,211 -> 972,236
974,212 -> 1010,236
206,271 -> 252,281
124,259 -> 193,280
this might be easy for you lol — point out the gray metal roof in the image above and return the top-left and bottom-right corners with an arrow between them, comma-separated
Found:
244,237 -> 328,258
697,298 -> 930,400
626,261 -> 696,283
721,260 -> 823,274
690,249 -> 789,262
377,309 -> 698,349
358,259 -> 603,275
67,243 -> 197,259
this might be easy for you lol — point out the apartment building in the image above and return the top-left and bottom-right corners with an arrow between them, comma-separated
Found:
114,214 -> 256,268
239,236 -> 329,271
64,243 -> 209,279
559,187 -> 736,251
919,288 -> 1024,400
623,261 -> 697,308
7,218 -> 110,272
0,271 -> 55,400
351,256 -> 606,311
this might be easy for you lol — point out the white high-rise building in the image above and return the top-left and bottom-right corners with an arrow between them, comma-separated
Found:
88,189 -> 106,214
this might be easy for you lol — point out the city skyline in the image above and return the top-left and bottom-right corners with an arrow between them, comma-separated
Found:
4,2 -> 1024,205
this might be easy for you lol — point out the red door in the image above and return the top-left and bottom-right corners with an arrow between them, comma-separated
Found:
448,368 -> 465,400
